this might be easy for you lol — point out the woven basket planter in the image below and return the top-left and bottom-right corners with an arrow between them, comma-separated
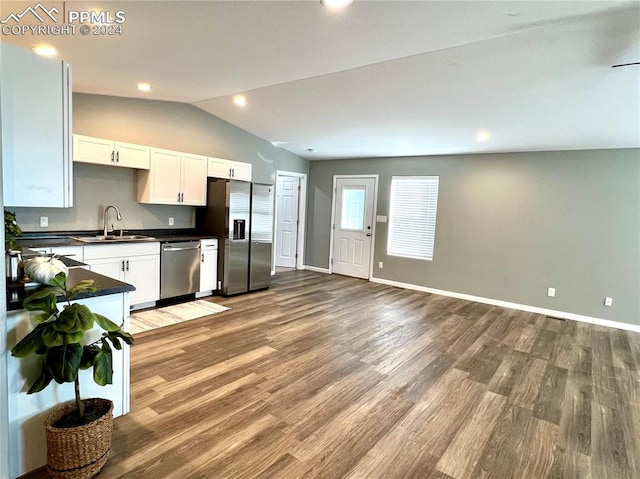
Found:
44,398 -> 114,479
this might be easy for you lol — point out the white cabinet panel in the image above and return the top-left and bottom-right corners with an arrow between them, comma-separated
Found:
199,239 -> 218,292
83,243 -> 160,306
114,141 -> 150,169
51,246 -> 84,262
73,135 -> 113,166
74,135 -> 150,169
138,149 -> 207,206
181,153 -> 207,205
207,157 -> 252,182
2,44 -> 72,208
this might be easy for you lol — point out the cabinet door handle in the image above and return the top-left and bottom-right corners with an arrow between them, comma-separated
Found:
121,260 -> 125,272
177,192 -> 181,203
229,167 -> 232,177
201,253 -> 205,263
126,259 -> 130,271
111,151 -> 115,163
231,168 -> 235,177
116,151 -> 120,163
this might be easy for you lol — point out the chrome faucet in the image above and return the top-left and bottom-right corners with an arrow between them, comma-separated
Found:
103,205 -> 123,236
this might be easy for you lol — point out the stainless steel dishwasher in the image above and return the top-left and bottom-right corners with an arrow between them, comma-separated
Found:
160,240 -> 201,299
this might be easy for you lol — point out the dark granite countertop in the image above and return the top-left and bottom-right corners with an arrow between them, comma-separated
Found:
7,267 -> 135,312
16,229 -> 217,249
8,229 -> 217,311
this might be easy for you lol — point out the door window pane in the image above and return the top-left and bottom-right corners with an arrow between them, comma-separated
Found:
341,187 -> 365,230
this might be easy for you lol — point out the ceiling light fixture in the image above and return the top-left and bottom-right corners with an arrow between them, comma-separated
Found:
31,44 -> 57,57
476,130 -> 491,143
137,83 -> 152,92
233,94 -> 247,107
320,0 -> 353,9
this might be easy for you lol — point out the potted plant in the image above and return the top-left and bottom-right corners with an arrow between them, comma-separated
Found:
10,271 -> 135,478
4,209 -> 22,251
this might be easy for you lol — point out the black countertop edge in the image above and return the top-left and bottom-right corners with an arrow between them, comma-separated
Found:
7,267 -> 136,312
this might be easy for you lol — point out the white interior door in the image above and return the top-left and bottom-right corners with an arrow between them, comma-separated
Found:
275,175 -> 300,268
332,177 -> 375,279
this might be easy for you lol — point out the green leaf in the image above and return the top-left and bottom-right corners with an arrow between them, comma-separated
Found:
44,344 -> 83,384
94,313 -> 120,332
80,345 -> 100,369
48,272 -> 67,291
93,340 -> 113,386
106,335 -> 122,350
10,323 -> 47,357
35,312 -> 56,323
108,330 -> 135,346
27,368 -> 54,394
23,289 -> 58,316
63,330 -> 85,344
52,304 -> 94,333
41,326 -> 64,347
67,279 -> 97,300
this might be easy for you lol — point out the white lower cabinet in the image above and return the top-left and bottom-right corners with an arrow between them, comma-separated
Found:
27,246 -> 83,262
83,243 -> 160,306
199,239 -> 218,293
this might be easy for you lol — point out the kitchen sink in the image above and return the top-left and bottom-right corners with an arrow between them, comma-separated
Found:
70,235 -> 157,243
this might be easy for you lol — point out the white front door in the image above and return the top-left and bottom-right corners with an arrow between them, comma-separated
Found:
332,177 -> 376,279
275,175 -> 300,268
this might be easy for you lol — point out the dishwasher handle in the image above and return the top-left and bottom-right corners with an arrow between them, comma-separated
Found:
162,244 -> 201,252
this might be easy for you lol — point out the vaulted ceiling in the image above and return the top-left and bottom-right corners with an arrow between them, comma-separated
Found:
3,0 -> 639,159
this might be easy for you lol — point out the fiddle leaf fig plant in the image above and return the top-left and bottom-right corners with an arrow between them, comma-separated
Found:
11,272 -> 135,423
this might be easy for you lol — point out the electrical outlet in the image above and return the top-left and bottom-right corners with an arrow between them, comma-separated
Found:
604,297 -> 613,307
168,217 -> 174,226
39,216 -> 48,227
378,261 -> 384,269
547,287 -> 556,297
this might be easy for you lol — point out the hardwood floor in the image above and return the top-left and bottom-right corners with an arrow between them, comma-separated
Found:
24,270 -> 640,478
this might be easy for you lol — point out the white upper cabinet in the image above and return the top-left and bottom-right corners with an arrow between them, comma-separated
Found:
1,44 -> 72,207
137,148 -> 207,206
208,157 -> 252,182
73,134 -> 150,169
181,153 -> 208,205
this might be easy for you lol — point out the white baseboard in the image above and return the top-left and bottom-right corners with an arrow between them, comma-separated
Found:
370,276 -> 640,333
303,265 -> 331,274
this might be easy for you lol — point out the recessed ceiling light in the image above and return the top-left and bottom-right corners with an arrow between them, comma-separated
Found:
476,130 -> 491,143
320,0 -> 353,9
137,83 -> 152,92
233,94 -> 247,107
307,148 -> 315,152
31,44 -> 57,57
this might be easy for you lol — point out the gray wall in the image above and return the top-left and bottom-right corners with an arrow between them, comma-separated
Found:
13,93 -> 308,231
306,148 -> 640,326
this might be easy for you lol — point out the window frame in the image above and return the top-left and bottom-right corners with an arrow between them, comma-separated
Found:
387,175 -> 440,261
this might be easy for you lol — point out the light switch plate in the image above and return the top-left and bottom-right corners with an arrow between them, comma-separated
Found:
39,216 -> 48,227
376,215 -> 387,223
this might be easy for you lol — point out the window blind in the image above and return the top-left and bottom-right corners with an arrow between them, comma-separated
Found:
387,176 -> 439,260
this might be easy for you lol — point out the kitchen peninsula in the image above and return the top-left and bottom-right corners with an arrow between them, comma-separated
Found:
6,263 -> 135,478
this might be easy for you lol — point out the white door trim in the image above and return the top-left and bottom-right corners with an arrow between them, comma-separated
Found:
329,174 -> 379,278
274,170 -> 307,273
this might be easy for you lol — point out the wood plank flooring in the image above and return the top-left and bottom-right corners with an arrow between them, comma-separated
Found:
22,270 -> 640,478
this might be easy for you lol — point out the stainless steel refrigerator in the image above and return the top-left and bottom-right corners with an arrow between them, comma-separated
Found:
197,179 -> 273,295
